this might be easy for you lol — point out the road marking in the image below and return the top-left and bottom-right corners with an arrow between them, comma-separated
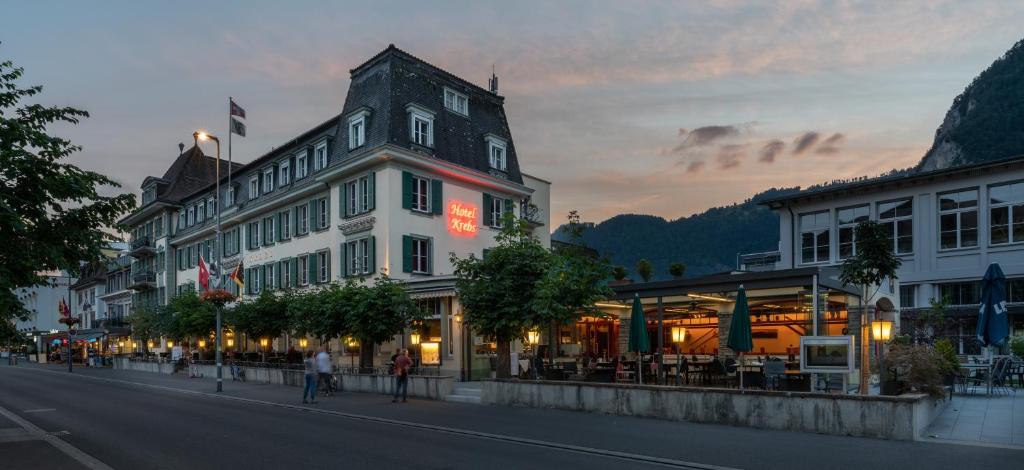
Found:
11,366 -> 739,470
0,403 -> 114,470
23,408 -> 57,413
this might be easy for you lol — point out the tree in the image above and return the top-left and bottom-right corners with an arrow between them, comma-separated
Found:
612,266 -> 628,281
0,54 -> 135,326
288,282 -> 359,344
229,290 -> 289,359
129,306 -> 162,354
635,259 -> 653,282
839,220 -> 902,394
669,263 -> 686,279
349,276 -> 424,369
452,214 -> 551,378
169,293 -> 216,341
534,211 -> 613,361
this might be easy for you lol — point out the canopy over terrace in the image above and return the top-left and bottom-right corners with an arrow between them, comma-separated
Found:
579,267 -> 862,362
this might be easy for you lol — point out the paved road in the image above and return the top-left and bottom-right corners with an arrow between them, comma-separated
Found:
1,363 -> 1021,470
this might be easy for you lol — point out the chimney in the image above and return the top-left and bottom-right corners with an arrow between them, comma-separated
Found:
178,142 -> 185,155
488,65 -> 499,94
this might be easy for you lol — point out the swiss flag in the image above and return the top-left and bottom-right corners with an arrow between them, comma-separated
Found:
198,254 -> 210,291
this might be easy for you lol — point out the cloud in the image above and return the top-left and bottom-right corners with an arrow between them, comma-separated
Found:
686,161 -> 706,173
672,123 -> 753,153
716,144 -> 749,169
792,132 -> 820,155
815,133 -> 846,155
758,140 -> 785,163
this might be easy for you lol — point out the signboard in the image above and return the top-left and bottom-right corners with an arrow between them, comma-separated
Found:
171,346 -> 183,361
420,342 -> 441,366
448,200 -> 479,236
799,336 -> 855,373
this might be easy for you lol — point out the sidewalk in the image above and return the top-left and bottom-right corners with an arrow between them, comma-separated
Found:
927,389 -> 1024,447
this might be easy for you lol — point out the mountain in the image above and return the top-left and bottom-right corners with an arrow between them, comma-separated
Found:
553,187 -> 798,280
919,38 -> 1024,170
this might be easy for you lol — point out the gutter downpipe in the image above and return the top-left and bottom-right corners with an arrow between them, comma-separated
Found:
786,205 -> 796,268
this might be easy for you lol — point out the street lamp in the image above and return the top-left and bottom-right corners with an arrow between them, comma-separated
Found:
198,339 -> 206,349
671,326 -> 686,385
299,338 -> 308,349
526,329 -> 540,347
346,337 -> 358,369
166,340 -> 174,349
871,318 -> 893,394
410,332 -> 421,346
194,130 -> 225,393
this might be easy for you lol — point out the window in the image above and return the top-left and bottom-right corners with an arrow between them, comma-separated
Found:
248,221 -> 260,249
990,182 -> 1024,245
296,152 -> 308,179
298,256 -> 309,286
939,189 -> 978,249
407,105 -> 434,147
412,176 -> 430,212
411,237 -> 429,274
347,180 -> 358,216
346,175 -> 373,216
249,175 -> 260,200
318,251 -> 329,283
263,168 -> 275,193
280,211 -> 291,240
799,211 -> 830,264
1008,278 -> 1024,303
208,197 -> 216,218
187,206 -> 195,226
444,88 -> 468,115
878,199 -> 912,254
226,186 -> 235,206
178,212 -> 185,232
938,281 -> 981,305
251,267 -> 261,295
142,187 -> 156,205
314,143 -> 328,172
279,161 -> 290,186
265,264 -> 275,290
488,194 -> 503,228
837,205 -> 869,259
346,238 -> 371,275
485,136 -> 507,171
349,114 -> 366,149
281,259 -> 292,287
154,216 -> 164,237
899,284 -> 916,309
317,198 -> 329,229
297,204 -> 309,234
264,216 -> 275,244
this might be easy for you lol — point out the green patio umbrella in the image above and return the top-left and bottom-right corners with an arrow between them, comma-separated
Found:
628,293 -> 651,384
726,285 -> 754,389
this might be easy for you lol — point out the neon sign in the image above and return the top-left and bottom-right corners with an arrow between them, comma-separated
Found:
448,200 -> 479,236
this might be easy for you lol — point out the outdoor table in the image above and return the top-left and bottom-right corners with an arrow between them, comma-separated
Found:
960,363 -> 993,395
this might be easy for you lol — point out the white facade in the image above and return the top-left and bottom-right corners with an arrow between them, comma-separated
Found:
14,271 -> 74,335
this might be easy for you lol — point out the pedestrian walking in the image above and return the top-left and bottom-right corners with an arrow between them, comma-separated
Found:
316,348 -> 333,396
302,351 -> 318,404
392,348 -> 411,403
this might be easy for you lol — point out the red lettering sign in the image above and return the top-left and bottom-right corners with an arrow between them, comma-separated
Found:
448,200 -> 479,236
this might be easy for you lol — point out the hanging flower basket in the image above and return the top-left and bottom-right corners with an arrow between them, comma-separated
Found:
58,316 -> 81,327
200,289 -> 235,306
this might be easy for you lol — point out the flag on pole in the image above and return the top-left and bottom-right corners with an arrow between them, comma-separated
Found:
58,298 -> 70,317
230,99 -> 246,119
229,261 -> 245,291
230,118 -> 246,137
198,253 -> 210,291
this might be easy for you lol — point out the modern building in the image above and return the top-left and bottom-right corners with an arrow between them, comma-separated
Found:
757,155 -> 1024,354
116,45 -> 550,378
14,270 -> 75,337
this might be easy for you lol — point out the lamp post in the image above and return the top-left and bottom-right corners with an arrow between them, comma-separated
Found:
671,326 -> 686,385
871,318 -> 893,394
194,131 -> 224,393
346,337 -> 358,370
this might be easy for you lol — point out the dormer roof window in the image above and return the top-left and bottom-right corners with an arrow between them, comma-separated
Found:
406,103 -> 435,148
443,87 -> 468,116
485,134 -> 507,172
347,108 -> 370,150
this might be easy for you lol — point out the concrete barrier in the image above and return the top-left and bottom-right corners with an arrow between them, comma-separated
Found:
481,379 -> 947,441
114,357 -> 453,400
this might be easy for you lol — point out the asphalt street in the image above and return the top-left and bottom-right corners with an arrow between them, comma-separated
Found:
1,363 -> 1021,470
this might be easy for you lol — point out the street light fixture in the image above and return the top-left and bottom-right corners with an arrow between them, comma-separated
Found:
194,130 -> 225,393
871,318 -> 894,394
299,338 -> 308,349
410,332 -> 421,346
670,326 -> 686,384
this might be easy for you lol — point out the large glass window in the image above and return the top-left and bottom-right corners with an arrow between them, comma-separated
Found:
899,284 -> 916,309
347,238 -> 371,275
939,189 -> 978,249
1007,278 -> 1024,303
938,281 -> 981,305
989,181 -> 1024,245
800,211 -> 830,264
837,205 -> 869,259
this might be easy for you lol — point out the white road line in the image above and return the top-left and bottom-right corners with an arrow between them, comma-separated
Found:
12,367 -> 740,470
23,408 -> 57,413
0,403 -> 114,470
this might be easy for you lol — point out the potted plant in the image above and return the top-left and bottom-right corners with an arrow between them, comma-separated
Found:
884,342 -> 948,398
1010,335 -> 1024,359
934,338 -> 960,389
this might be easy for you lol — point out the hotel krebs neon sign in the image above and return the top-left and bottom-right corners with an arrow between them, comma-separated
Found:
448,200 -> 479,236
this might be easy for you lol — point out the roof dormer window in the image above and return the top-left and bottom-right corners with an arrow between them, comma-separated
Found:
444,87 -> 468,116
406,104 -> 435,148
249,175 -> 259,200
485,134 -> 507,172
347,109 -> 369,150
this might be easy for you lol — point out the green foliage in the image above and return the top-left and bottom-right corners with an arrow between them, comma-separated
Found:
228,290 -> 289,342
533,211 -> 613,327
839,221 -> 902,288
912,297 -> 949,345
934,338 -> 960,375
886,344 -> 949,398
168,293 -> 216,339
635,259 -> 653,282
1010,336 -> 1024,358
612,266 -> 628,281
0,54 -> 136,323
669,263 -> 686,278
349,276 -> 424,347
128,306 -> 161,346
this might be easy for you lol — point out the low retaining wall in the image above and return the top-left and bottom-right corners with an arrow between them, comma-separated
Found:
114,357 -> 454,400
481,379 -> 947,441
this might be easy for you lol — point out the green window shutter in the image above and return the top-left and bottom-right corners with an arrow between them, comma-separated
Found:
483,248 -> 491,260
276,213 -> 283,241
244,224 -> 250,249
402,235 -> 413,273
275,262 -> 282,289
431,179 -> 443,215
324,197 -> 331,228
341,182 -> 348,219
504,198 -> 514,214
483,193 -> 493,227
342,243 -> 349,278
427,238 -> 433,274
325,248 -> 331,281
290,259 -> 298,287
260,265 -> 267,290
402,171 -> 413,209
308,200 -> 316,231
369,236 -> 376,274
369,172 -> 376,211
308,253 -> 317,283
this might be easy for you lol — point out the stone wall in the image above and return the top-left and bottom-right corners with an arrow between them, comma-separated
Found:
481,379 -> 946,441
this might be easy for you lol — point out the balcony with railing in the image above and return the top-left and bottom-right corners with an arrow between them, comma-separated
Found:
520,203 -> 543,228
129,271 -> 156,291
129,235 -> 155,258
738,251 -> 781,272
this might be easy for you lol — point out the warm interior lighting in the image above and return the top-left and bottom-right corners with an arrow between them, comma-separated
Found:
453,313 -> 462,322
147,340 -> 154,349
260,338 -> 269,348
227,338 -> 235,347
166,340 -> 174,348
594,302 -> 628,309
299,338 -> 308,348
670,326 -> 687,343
198,339 -> 206,348
871,319 -> 893,342
346,337 -> 358,348
410,332 -> 421,345
117,341 -> 125,348
686,293 -> 731,303
526,329 -> 540,345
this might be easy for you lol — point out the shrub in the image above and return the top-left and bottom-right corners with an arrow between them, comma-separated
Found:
886,344 -> 948,398
933,338 -> 959,375
1010,336 -> 1024,358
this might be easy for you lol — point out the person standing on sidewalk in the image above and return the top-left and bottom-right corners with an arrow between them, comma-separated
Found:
392,348 -> 411,403
315,348 -> 333,396
302,351 -> 318,404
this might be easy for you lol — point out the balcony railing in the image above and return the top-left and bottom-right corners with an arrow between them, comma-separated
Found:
129,271 -> 156,290
520,203 -> 543,227
129,236 -> 155,258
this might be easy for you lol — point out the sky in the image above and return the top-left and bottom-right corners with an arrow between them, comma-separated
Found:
4,1 -> 1024,225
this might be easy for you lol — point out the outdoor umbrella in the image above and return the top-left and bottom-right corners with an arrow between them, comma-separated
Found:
726,285 -> 754,389
978,263 -> 1010,351
628,293 -> 651,384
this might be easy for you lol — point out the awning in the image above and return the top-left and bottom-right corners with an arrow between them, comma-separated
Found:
409,290 -> 456,300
